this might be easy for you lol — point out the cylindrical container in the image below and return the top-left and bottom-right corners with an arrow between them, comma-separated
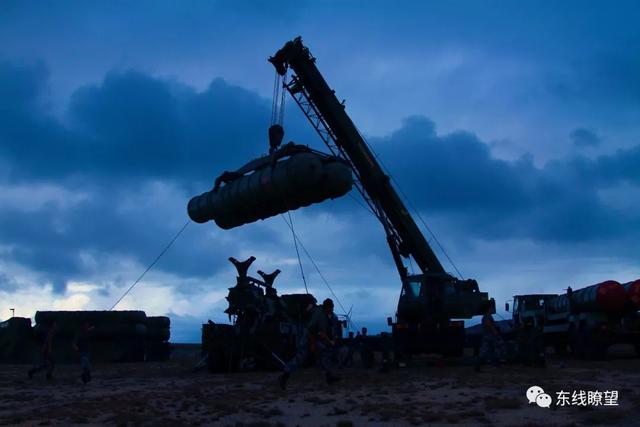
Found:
547,280 -> 626,314
34,310 -> 148,338
623,279 -> 640,309
188,153 -> 352,229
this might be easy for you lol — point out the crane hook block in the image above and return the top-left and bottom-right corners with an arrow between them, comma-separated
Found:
268,124 -> 284,153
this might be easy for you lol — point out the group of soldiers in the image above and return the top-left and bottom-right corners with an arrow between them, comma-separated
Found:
27,319 -> 95,384
276,299 -> 544,387
29,300 -> 538,388
277,297 -> 387,389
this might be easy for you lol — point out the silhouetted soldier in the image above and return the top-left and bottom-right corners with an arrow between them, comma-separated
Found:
475,303 -> 506,372
73,320 -> 94,384
519,317 -> 546,366
279,298 -> 341,389
28,319 -> 57,380
279,302 -> 314,389
339,331 -> 355,367
359,327 -> 374,368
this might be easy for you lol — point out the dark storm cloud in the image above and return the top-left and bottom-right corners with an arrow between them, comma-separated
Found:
0,187 -> 233,293
2,1 -> 639,162
547,53 -> 640,109
0,61 -> 77,179
372,116 -> 639,243
0,63 -> 290,291
0,63 -> 277,184
594,145 -> 640,187
1,60 -> 639,293
570,128 -> 602,147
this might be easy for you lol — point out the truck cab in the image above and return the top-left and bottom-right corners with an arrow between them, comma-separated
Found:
508,294 -> 556,330
393,273 -> 493,356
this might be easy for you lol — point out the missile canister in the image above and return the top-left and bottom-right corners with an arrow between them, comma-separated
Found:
623,279 -> 640,309
188,152 -> 352,229
547,280 -> 626,314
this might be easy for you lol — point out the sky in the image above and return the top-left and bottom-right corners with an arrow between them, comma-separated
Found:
1,1 -> 639,342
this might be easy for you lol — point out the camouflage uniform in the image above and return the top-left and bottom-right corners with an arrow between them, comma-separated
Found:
283,306 -> 339,374
28,324 -> 56,380
283,326 -> 309,374
280,301 -> 341,389
74,326 -> 93,384
476,314 -> 506,368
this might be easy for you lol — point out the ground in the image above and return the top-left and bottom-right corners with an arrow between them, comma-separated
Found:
1,346 -> 639,427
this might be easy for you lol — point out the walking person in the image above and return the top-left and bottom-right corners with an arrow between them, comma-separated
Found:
73,320 -> 94,384
28,319 -> 57,380
279,298 -> 341,389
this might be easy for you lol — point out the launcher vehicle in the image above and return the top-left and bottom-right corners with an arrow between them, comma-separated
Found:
504,279 -> 640,358
200,256 -> 319,372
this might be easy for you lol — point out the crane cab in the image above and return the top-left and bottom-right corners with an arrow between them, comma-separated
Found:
392,273 -> 494,356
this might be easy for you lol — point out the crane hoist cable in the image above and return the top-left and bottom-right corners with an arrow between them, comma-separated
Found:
270,69 -> 354,330
280,214 -> 357,332
270,70 -> 310,294
270,71 -> 287,132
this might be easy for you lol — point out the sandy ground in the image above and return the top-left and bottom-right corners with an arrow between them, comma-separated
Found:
1,348 -> 639,427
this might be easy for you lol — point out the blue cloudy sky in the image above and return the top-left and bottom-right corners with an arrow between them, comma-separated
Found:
1,1 -> 639,342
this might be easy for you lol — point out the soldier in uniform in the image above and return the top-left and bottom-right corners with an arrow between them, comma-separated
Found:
28,319 -> 57,380
475,303 -> 506,372
358,327 -> 375,368
73,320 -> 95,384
279,298 -> 341,389
518,317 -> 546,366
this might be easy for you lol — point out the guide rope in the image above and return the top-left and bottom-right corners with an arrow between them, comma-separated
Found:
285,211 -> 309,294
280,214 -> 357,331
109,220 -> 190,310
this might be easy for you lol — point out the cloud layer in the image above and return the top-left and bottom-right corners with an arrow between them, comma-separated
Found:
1,2 -> 639,340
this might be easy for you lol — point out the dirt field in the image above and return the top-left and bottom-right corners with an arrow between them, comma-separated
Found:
1,348 -> 639,427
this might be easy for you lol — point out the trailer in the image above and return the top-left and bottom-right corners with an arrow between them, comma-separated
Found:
505,279 -> 640,358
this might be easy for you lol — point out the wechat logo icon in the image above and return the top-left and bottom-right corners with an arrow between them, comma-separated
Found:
527,386 -> 552,408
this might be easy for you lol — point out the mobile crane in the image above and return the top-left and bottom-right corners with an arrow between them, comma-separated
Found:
268,37 -> 493,356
